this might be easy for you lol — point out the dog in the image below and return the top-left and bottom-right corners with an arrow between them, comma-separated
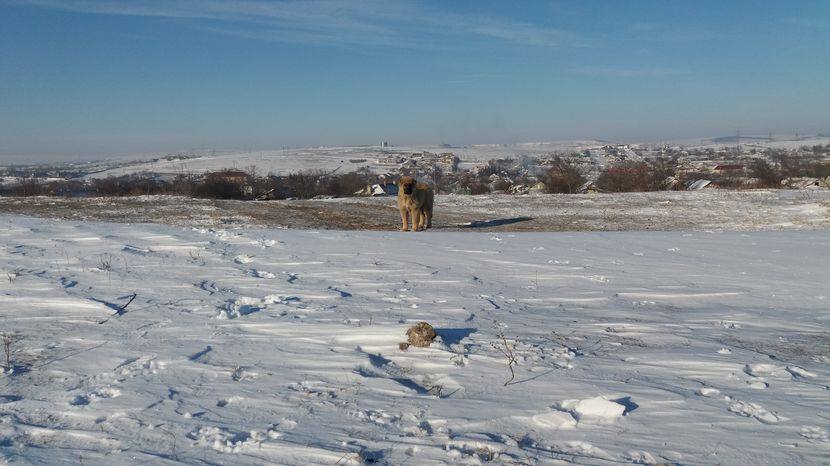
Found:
397,176 -> 434,231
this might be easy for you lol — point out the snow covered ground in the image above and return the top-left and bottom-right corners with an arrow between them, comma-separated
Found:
1,214 -> 828,465
50,134 -> 827,181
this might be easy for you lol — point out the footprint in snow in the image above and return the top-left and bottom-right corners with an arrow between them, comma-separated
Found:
531,411 -> 577,429
234,255 -> 253,264
728,400 -> 785,424
785,365 -> 817,379
800,426 -> 829,442
197,280 -> 220,294
744,363 -> 781,377
697,387 -> 721,397
114,355 -> 165,377
60,277 -> 78,288
218,299 -> 262,319
249,269 -> 276,279
69,395 -> 90,406
68,388 -> 120,407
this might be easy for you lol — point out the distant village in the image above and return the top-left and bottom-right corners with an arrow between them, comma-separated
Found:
1,140 -> 829,199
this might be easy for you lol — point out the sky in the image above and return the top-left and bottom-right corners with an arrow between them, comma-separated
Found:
1,0 -> 829,162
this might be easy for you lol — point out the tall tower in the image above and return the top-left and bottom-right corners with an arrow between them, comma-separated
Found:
736,128 -> 741,153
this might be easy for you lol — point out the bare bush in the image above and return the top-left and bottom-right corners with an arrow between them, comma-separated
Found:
2,332 -> 18,373
90,175 -> 173,197
749,159 -> 784,188
195,170 -> 252,199
491,322 -> 518,386
596,159 -> 678,192
805,162 -> 830,178
771,151 -> 803,178
457,173 -> 491,195
492,178 -> 512,192
285,170 -> 324,199
322,172 -> 369,197
596,162 -> 653,192
541,158 -> 586,193
7,179 -> 53,196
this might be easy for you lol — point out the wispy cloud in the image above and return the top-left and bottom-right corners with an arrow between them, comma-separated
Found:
11,0 -> 586,48
782,17 -> 830,29
571,65 -> 688,78
471,20 -> 576,48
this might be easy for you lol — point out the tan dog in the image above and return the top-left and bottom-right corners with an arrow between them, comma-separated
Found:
397,176 -> 434,231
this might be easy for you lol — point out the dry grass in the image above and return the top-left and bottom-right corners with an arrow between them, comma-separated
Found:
1,190 -> 829,232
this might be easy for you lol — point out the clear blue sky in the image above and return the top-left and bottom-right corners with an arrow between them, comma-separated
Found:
2,0 -> 829,162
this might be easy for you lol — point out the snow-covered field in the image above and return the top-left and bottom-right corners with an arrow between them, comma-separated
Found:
1,213 -> 828,465
57,135 -> 829,181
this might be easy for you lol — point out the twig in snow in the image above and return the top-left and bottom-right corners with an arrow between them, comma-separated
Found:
491,320 -> 518,386
98,292 -> 137,324
2,332 -> 17,373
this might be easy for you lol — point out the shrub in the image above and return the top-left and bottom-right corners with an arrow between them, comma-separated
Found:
596,159 -> 678,192
457,172 -> 490,194
805,162 -> 830,178
322,172 -> 369,197
749,159 -> 784,188
285,170 -> 324,199
541,158 -> 586,193
492,178 -> 512,192
7,179 -> 53,196
196,170 -> 252,199
596,162 -> 653,192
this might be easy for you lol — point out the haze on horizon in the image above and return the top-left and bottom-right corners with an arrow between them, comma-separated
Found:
1,0 -> 829,163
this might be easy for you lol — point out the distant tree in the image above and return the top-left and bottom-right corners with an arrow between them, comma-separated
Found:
771,151 -> 803,178
322,172 -> 368,197
805,162 -> 830,178
196,170 -> 252,199
492,178 -> 512,192
458,172 -> 490,195
92,176 -> 123,196
541,158 -> 586,193
596,159 -> 678,192
285,170 -> 324,199
9,178 -> 53,196
596,162 -> 652,192
749,159 -> 784,188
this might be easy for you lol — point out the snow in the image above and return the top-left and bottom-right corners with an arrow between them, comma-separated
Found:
64,134 -> 830,180
1,214 -> 828,465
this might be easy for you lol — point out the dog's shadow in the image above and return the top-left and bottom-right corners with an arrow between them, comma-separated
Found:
435,328 -> 476,345
460,217 -> 534,229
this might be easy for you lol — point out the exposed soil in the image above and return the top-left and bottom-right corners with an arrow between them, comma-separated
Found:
1,190 -> 829,232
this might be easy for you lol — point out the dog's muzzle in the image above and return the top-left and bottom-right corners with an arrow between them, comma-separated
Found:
403,185 -> 414,195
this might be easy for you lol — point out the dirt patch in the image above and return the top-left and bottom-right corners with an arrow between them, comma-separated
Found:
1,190 -> 829,232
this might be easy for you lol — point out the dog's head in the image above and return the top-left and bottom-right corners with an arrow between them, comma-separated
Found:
399,176 -> 416,195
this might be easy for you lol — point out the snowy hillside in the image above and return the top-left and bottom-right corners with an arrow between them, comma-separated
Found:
1,215 -> 828,465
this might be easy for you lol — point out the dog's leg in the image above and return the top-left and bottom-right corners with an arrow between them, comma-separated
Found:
410,207 -> 421,232
399,207 -> 409,231
417,207 -> 427,229
424,208 -> 432,229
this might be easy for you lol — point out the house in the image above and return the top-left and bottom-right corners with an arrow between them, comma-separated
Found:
356,182 -> 398,196
785,177 -> 830,189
